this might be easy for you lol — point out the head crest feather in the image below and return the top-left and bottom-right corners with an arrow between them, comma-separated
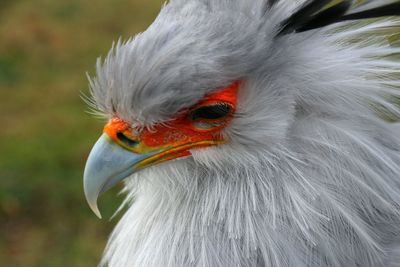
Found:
278,0 -> 400,35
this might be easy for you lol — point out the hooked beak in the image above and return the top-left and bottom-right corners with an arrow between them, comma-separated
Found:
83,118 -> 224,218
83,133 -> 152,218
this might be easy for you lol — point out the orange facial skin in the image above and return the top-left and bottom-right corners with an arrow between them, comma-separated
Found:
103,81 -> 240,167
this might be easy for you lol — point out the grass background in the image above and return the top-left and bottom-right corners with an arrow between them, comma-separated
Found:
0,0 -> 163,266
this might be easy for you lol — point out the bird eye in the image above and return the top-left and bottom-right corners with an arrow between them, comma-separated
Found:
189,103 -> 232,121
116,132 -> 139,147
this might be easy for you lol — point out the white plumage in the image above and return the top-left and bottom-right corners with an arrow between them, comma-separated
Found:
84,1 -> 400,266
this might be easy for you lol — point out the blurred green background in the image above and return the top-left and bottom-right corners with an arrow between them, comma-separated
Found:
0,0 -> 163,266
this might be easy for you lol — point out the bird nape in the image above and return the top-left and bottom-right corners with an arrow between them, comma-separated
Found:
83,0 -> 400,266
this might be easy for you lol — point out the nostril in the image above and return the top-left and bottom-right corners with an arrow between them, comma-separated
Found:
116,132 -> 139,147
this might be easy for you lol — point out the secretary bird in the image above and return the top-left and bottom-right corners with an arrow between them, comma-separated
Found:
83,0 -> 400,266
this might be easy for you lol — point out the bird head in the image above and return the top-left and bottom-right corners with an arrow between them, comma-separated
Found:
84,0 -> 400,220
84,1 -> 295,218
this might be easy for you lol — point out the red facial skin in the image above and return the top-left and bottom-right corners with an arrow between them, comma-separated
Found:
103,81 -> 240,160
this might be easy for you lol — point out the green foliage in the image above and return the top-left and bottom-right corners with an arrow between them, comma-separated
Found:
0,0 -> 163,266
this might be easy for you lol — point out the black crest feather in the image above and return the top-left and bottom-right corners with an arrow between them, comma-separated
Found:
277,0 -> 400,36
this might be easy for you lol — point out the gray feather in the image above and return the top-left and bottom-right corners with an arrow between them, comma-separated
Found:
87,0 -> 400,266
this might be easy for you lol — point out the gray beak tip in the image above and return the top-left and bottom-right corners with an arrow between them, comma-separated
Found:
84,182 -> 103,219
89,201 -> 103,219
